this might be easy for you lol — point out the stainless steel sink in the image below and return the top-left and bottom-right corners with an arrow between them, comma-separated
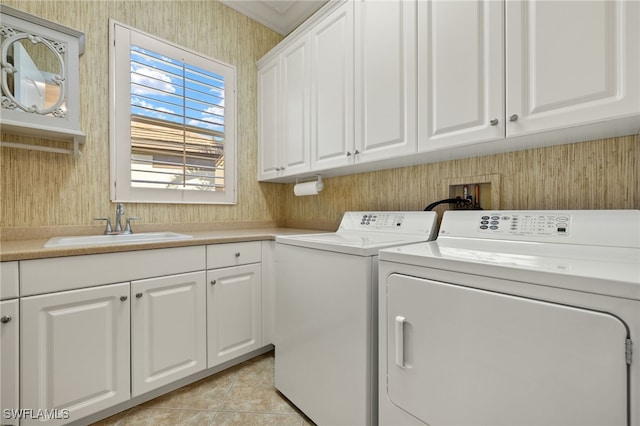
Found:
44,232 -> 193,248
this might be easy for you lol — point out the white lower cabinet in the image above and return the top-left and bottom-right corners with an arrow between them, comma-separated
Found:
207,263 -> 262,367
1,299 -> 19,426
131,271 -> 207,397
261,241 -> 276,346
14,241 -> 269,424
20,283 -> 131,426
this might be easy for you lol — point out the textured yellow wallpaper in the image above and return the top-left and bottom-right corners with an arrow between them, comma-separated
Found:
284,135 -> 640,229
0,0 -> 284,228
1,1 -> 638,232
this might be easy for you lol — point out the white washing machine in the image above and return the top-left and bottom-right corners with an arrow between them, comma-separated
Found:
378,210 -> 640,426
275,211 -> 438,426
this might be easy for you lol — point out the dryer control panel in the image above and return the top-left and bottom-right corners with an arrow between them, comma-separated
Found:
477,213 -> 570,236
438,210 -> 640,248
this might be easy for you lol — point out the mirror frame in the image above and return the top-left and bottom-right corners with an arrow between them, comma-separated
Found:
0,5 -> 85,151
1,32 -> 68,115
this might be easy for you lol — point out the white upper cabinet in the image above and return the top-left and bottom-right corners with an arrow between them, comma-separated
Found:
505,0 -> 640,137
281,35 -> 312,176
257,57 -> 281,180
257,36 -> 312,181
419,0 -> 639,152
257,0 -> 639,181
310,1 -> 355,171
417,0 -> 504,151
355,0 -> 417,162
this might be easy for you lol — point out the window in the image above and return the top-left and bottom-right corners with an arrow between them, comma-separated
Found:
109,21 -> 236,204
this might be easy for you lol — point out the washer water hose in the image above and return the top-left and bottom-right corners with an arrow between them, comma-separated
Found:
424,198 -> 477,211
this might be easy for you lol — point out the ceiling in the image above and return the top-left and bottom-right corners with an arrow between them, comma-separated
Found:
220,0 -> 328,35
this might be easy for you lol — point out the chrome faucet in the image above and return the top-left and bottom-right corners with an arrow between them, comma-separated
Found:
115,203 -> 125,233
94,203 -> 141,235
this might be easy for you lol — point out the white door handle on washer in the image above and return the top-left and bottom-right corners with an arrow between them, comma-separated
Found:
395,315 -> 406,368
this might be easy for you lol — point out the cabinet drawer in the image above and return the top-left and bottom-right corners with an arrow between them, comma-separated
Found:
20,246 -> 206,296
207,242 -> 262,269
0,262 -> 19,300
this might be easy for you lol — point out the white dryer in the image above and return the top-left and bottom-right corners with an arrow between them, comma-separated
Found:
275,211 -> 438,426
378,210 -> 640,426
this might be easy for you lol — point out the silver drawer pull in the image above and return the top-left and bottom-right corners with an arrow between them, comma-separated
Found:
120,295 -> 128,302
211,280 -> 217,285
235,252 -> 241,257
136,293 -> 143,298
1,315 -> 12,324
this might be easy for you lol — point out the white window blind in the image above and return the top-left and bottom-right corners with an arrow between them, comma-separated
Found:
110,21 -> 236,204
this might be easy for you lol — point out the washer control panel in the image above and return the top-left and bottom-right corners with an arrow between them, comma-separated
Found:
338,211 -> 438,236
359,213 -> 405,228
478,213 -> 570,236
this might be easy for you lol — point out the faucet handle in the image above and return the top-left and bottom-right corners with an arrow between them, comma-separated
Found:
94,218 -> 113,234
124,217 -> 142,234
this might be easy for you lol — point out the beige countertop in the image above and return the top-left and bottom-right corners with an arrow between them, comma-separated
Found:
0,227 -> 327,262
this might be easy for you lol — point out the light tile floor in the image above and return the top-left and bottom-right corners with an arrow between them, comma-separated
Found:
91,351 -> 314,426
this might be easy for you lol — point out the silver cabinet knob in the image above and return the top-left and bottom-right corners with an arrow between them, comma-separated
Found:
1,315 -> 12,324
211,280 -> 217,285
120,295 -> 128,301
136,293 -> 143,298
509,114 -> 519,122
490,118 -> 499,126
346,151 -> 352,157
235,252 -> 241,257
354,150 -> 360,156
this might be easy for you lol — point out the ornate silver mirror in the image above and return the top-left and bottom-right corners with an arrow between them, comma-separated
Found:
1,30 -> 67,116
0,5 -> 85,154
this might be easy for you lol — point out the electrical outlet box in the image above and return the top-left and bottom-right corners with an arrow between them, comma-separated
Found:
443,174 -> 501,211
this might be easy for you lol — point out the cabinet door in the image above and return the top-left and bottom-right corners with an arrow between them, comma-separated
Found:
355,0 -> 417,162
21,283 -> 130,425
257,56 -> 280,180
1,300 -> 19,426
506,0 -> 640,137
207,263 -> 262,367
417,0 -> 504,152
281,34 -> 312,176
310,1 -> 355,171
131,271 -> 206,397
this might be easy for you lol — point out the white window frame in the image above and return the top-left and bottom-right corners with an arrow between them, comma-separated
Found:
109,20 -> 236,204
